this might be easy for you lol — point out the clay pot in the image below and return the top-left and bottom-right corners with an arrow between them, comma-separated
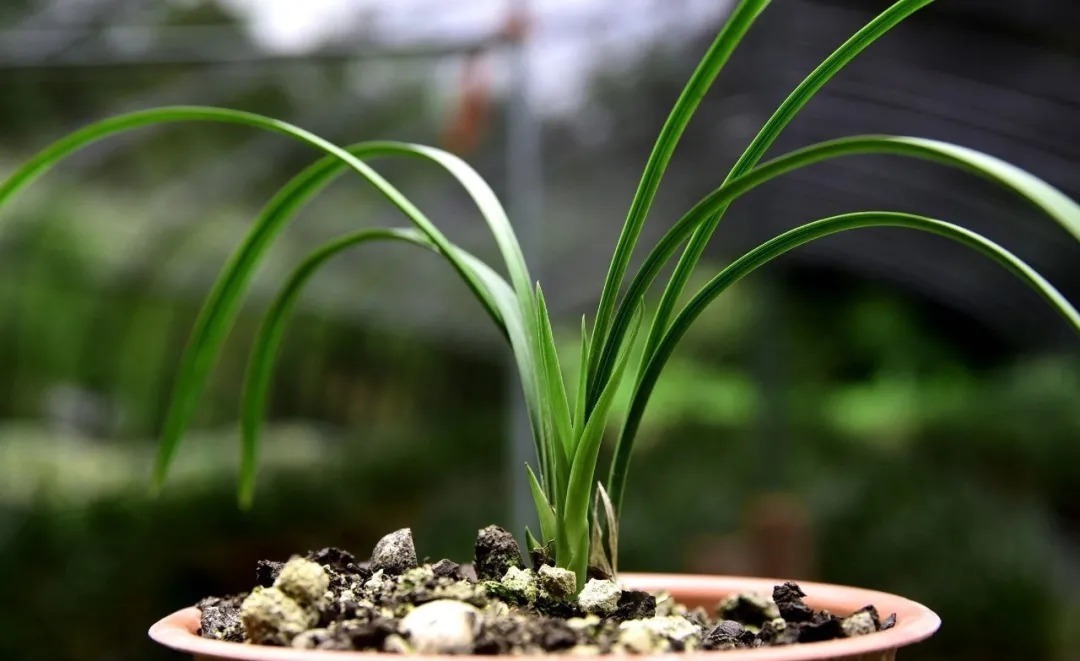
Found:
149,573 -> 939,661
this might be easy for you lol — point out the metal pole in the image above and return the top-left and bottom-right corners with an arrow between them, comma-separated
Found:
504,1 -> 543,545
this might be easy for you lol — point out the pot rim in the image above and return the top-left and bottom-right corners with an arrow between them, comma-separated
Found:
149,572 -> 940,660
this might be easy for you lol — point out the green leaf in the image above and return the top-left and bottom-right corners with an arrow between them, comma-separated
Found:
535,285 -> 573,509
525,527 -> 543,552
240,228 -> 428,507
607,211 -> 1080,509
589,134 -> 1080,438
0,106 -> 534,492
238,227 -> 511,508
563,301 -> 643,585
586,0 -> 934,412
536,286 -> 573,461
640,0 -> 936,384
527,464 -> 558,545
588,0 -> 771,384
567,527 -> 591,591
393,145 -> 546,470
572,316 -> 590,432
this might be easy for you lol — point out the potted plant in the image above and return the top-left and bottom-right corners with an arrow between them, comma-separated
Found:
4,0 -> 1077,658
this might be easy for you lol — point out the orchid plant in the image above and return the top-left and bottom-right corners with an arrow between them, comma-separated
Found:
2,0 -> 1078,589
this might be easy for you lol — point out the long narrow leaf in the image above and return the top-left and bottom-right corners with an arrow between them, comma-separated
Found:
522,527 -> 540,552
589,135 -> 1080,423
597,482 -> 619,577
0,106 -> 532,490
588,0 -> 771,382
238,227 -> 509,507
588,493 -> 614,579
527,464 -> 558,547
638,0 -> 936,388
536,287 -> 574,461
588,482 -> 619,578
572,316 -> 591,431
535,286 -> 573,509
386,145 -> 545,466
563,302 -> 643,585
607,211 -> 1080,509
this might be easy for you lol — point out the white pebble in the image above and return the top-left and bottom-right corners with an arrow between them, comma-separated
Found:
399,599 -> 481,654
577,579 -> 622,616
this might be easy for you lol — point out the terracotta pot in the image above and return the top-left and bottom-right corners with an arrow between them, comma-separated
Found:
149,573 -> 940,661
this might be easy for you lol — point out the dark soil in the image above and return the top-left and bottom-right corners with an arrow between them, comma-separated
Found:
196,525 -> 896,654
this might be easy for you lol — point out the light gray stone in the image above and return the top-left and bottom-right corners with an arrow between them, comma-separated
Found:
370,528 -> 418,575
577,579 -> 622,616
399,599 -> 481,654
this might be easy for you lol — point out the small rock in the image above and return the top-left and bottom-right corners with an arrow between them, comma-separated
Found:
336,617 -> 396,649
197,596 -> 244,643
313,633 -> 354,652
474,525 -> 524,580
433,580 -> 488,606
456,564 -> 479,582
291,628 -> 332,649
399,599 -> 481,654
842,610 -> 878,637
717,591 -> 779,627
704,619 -> 746,649
306,547 -> 357,572
566,615 -> 602,632
383,634 -> 412,654
535,593 -> 584,619
684,606 -> 710,630
501,566 -> 538,603
653,592 -> 679,617
616,621 -> 669,654
881,613 -> 897,630
632,615 -> 701,648
432,559 -> 462,579
365,569 -> 388,594
577,579 -> 622,616
614,589 -> 656,621
758,617 -> 791,645
399,565 -> 436,590
240,586 -> 316,646
317,597 -> 366,626
540,621 -> 578,651
797,611 -> 845,643
538,565 -> 577,598
473,615 -> 529,655
713,620 -> 745,638
274,556 -> 330,605
473,613 -> 522,656
852,605 -> 882,629
763,616 -> 800,646
255,560 -> 284,588
370,528 -> 418,575
773,582 -> 813,623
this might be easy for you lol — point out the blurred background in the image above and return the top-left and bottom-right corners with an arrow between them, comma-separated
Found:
1,0 -> 1079,659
